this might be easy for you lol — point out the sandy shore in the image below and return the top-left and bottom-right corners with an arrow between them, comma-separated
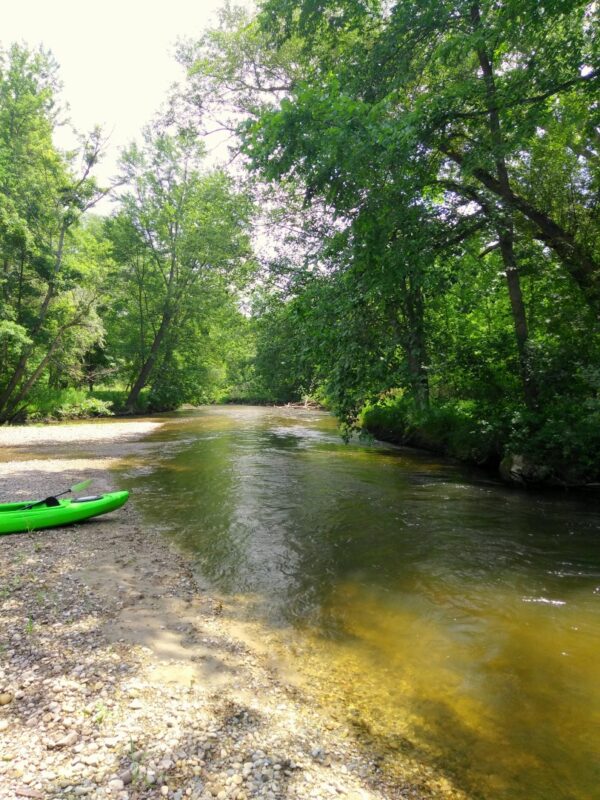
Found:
0,422 -> 421,800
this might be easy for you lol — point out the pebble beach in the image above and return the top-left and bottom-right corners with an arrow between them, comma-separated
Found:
0,421 -> 421,800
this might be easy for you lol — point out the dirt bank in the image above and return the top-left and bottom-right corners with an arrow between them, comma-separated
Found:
0,422 -> 422,800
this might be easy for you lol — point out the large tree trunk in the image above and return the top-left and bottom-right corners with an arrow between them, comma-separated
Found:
497,219 -> 537,409
390,274 -> 429,409
470,5 -> 537,407
403,280 -> 429,409
124,308 -> 173,412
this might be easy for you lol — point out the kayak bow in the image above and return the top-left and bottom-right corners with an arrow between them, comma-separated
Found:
0,491 -> 129,535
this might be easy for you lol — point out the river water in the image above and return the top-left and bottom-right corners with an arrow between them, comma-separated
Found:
118,405 -> 600,800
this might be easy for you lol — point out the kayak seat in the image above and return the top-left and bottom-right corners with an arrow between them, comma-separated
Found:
44,496 -> 60,507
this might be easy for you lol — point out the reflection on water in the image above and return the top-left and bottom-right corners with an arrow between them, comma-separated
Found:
119,406 -> 600,800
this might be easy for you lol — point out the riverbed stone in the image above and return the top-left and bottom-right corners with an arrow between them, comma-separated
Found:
499,453 -> 553,485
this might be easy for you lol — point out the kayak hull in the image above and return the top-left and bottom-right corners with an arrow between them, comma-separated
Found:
0,491 -> 129,535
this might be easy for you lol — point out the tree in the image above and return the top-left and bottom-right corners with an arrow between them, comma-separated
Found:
112,122 -> 254,411
257,0 -> 600,306
0,44 -> 111,422
176,0 -> 600,480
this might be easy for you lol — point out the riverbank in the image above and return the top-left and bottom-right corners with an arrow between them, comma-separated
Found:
0,422 -> 418,800
360,397 -> 600,490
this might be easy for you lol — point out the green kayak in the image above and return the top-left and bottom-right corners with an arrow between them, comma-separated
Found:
0,491 -> 129,535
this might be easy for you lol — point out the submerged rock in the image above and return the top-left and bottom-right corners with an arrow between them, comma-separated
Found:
499,454 -> 554,485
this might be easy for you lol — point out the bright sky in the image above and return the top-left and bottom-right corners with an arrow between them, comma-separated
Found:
1,0 -> 241,209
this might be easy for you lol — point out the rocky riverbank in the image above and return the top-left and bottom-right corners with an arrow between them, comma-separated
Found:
0,421 -> 421,800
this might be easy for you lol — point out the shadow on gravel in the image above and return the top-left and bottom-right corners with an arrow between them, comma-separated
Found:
1,465 -> 414,800
103,699 -> 297,798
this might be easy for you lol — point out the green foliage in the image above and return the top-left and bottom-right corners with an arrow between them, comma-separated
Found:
0,44 -> 111,422
215,0 -> 600,483
106,121 -> 256,413
361,393 -> 509,466
0,44 -> 258,423
25,387 -> 113,422
508,398 -> 600,484
1,7 -> 598,489
56,396 -> 114,420
85,387 -> 129,412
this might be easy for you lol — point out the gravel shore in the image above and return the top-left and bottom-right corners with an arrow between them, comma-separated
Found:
0,422 -> 421,800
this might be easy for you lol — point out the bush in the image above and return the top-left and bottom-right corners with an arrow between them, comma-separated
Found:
56,396 -> 114,419
361,390 -> 600,484
508,399 -> 600,484
360,392 -> 508,466
25,387 -> 114,422
90,387 -> 128,412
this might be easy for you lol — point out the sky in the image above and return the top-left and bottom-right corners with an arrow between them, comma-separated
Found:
1,0 -> 241,208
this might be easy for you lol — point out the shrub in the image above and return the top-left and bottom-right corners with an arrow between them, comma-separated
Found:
508,399 -> 600,484
25,387 -> 114,422
360,392 -> 508,466
56,396 -> 114,419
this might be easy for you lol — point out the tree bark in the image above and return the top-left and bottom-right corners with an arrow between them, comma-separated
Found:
469,3 -> 537,407
390,275 -> 429,409
124,307 -> 173,412
403,281 -> 429,409
497,219 -> 537,409
441,145 -> 600,310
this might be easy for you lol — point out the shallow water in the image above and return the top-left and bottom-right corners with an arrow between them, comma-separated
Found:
118,406 -> 600,799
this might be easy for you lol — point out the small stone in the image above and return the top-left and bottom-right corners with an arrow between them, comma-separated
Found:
15,787 -> 44,799
57,731 -> 79,748
109,779 -> 125,792
104,737 -> 119,748
0,692 -> 13,706
161,787 -> 169,797
118,770 -> 133,786
0,719 -> 9,732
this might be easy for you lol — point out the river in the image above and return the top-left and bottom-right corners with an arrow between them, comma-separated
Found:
117,405 -> 600,800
